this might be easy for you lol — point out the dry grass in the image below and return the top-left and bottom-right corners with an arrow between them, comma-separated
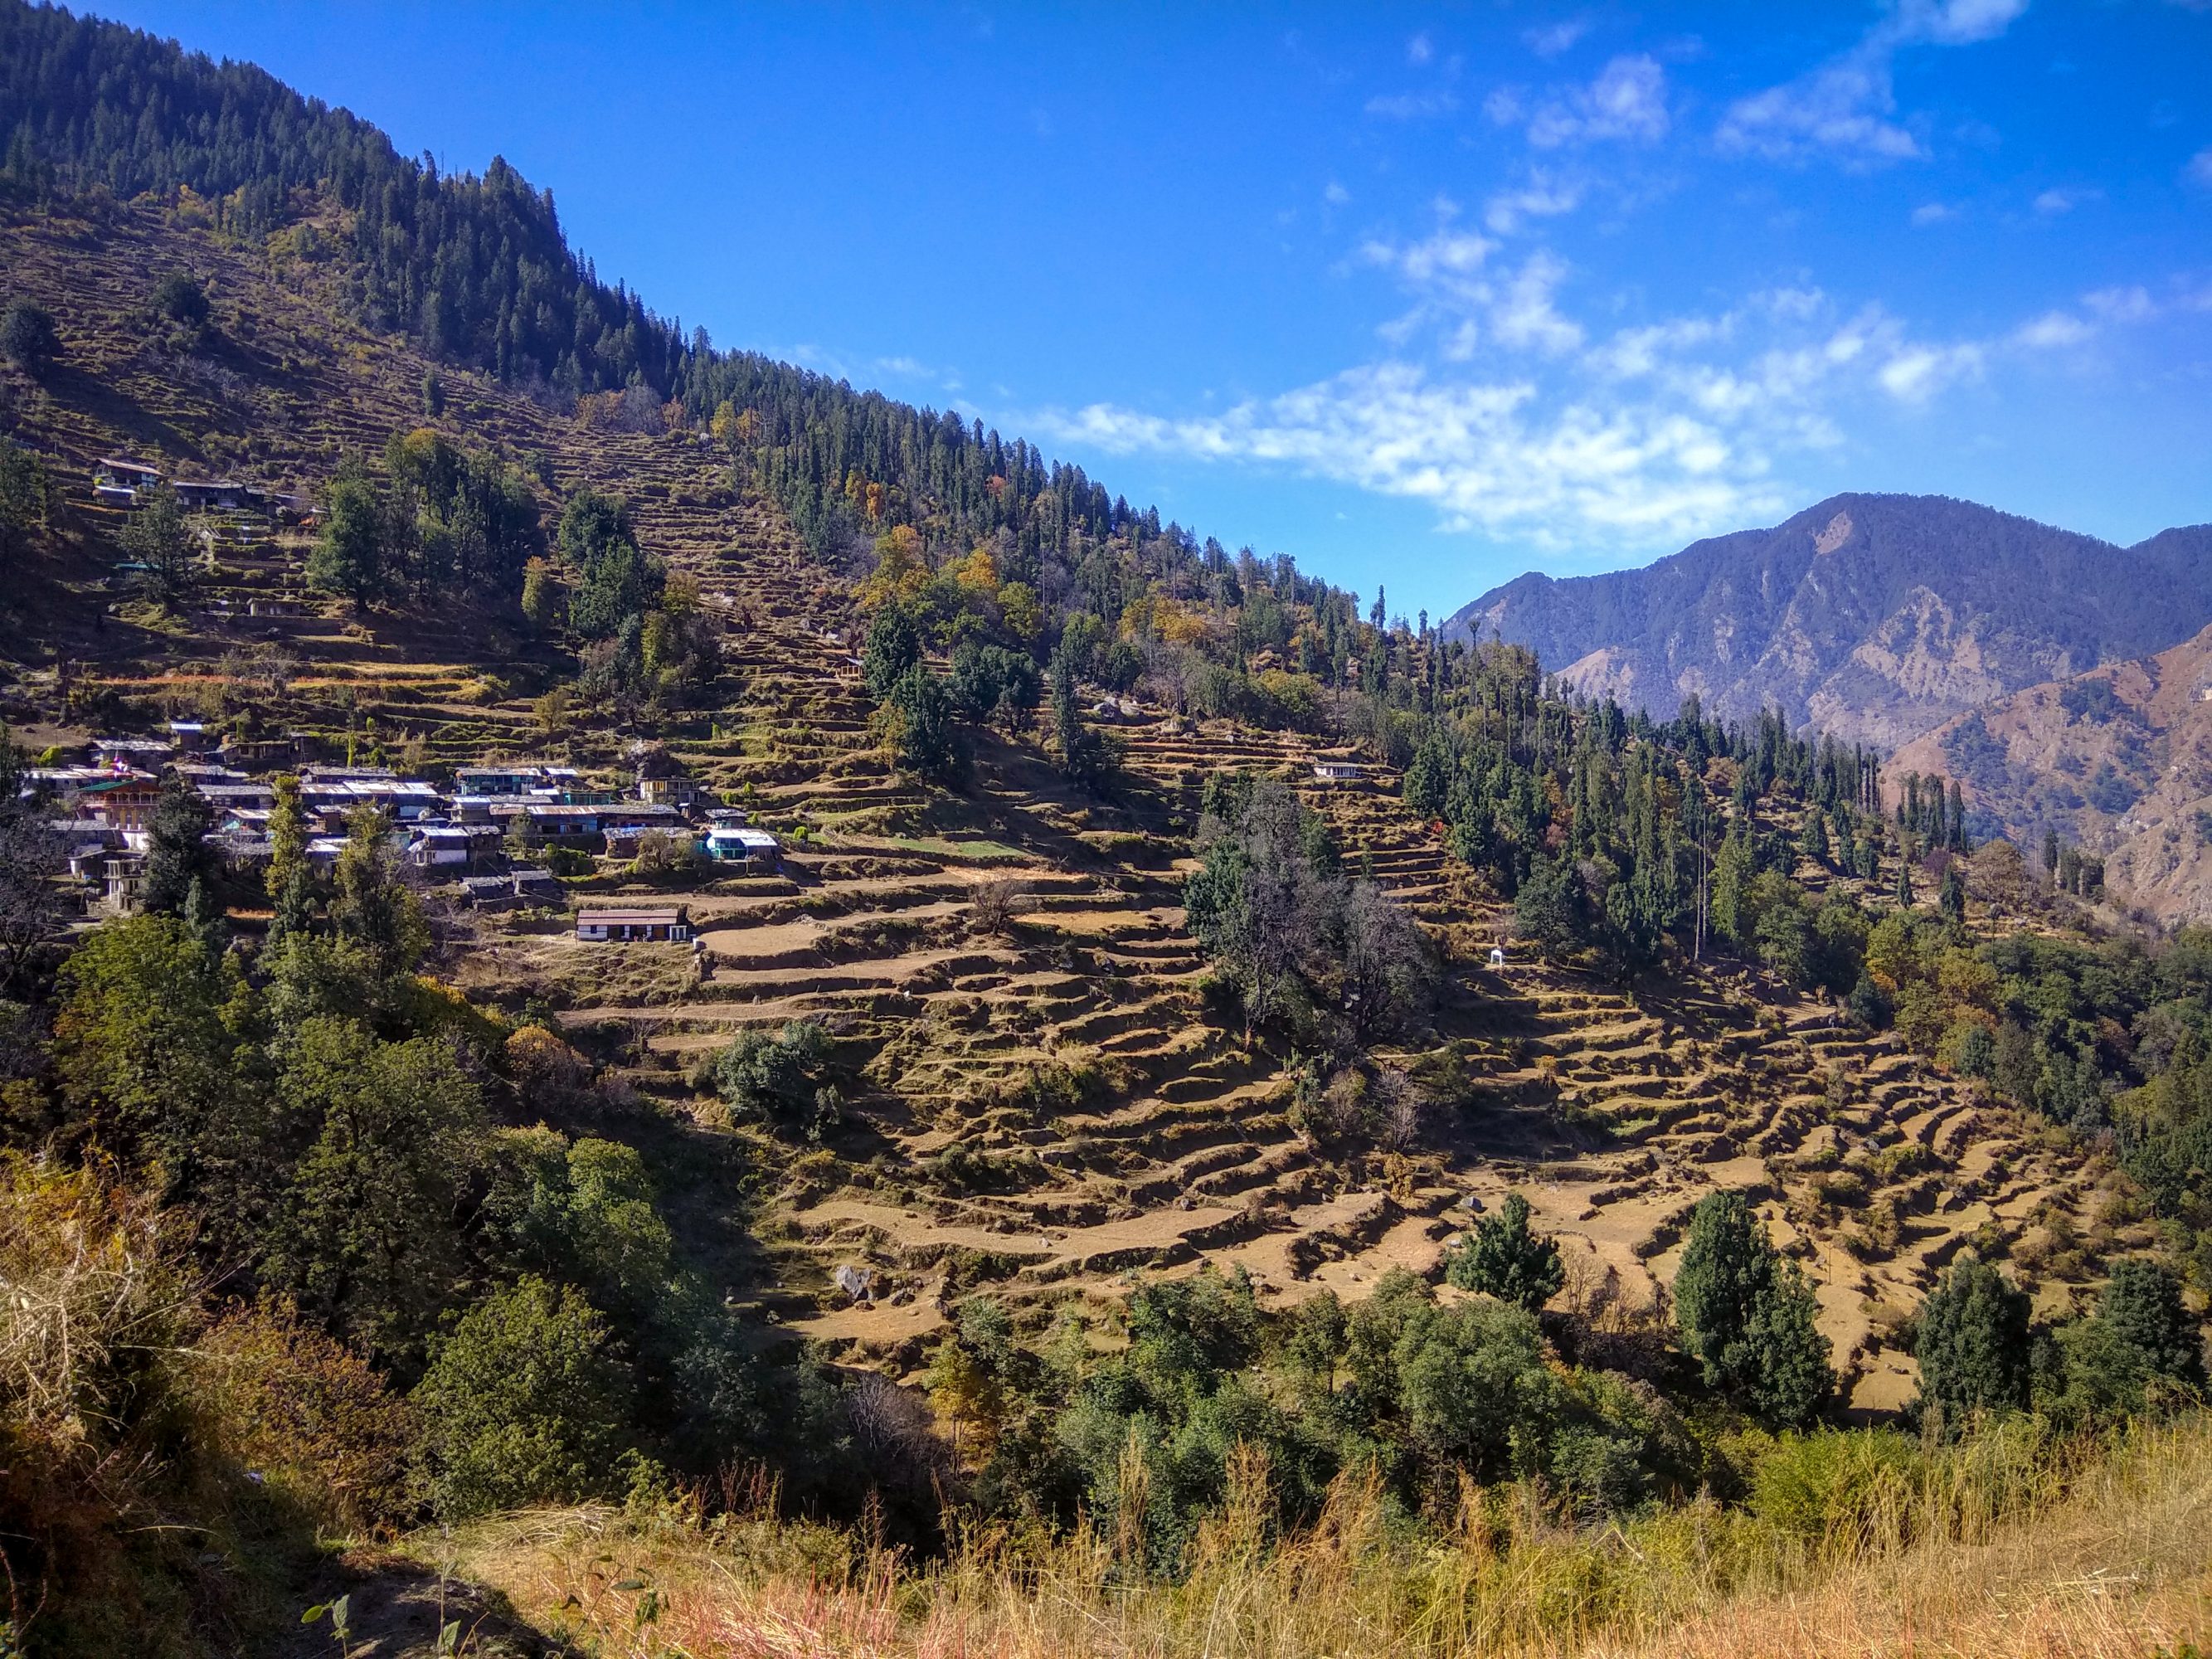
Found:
428,1422 -> 2212,1658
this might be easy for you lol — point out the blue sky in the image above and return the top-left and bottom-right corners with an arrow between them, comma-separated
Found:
101,1 -> 2212,621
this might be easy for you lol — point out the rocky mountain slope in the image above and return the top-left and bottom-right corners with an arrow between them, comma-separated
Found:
1444,494 -> 2212,753
1893,620 -> 2212,924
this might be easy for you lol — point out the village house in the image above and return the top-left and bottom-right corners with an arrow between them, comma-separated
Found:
90,737 -> 172,768
631,745 -> 702,810
405,822 -> 504,870
453,762 -> 586,800
575,905 -> 693,943
171,478 -> 265,513
92,457 -> 162,504
603,809 -> 697,861
493,800 -> 603,841
99,854 -> 147,917
1311,760 -> 1367,784
32,766 -> 163,836
704,823 -> 780,868
195,781 -> 279,818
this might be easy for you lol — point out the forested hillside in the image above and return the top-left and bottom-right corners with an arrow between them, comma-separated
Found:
1445,492 -> 2212,754
2,7 -> 2211,1657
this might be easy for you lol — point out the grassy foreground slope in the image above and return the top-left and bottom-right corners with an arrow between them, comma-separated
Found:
419,1414 -> 2212,1657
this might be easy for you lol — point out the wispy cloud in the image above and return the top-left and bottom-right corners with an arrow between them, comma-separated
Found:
2013,310 -> 2093,348
1525,55 -> 1669,147
2033,186 -> 2094,215
2084,285 -> 2156,323
1406,30 -> 1433,66
1875,341 -> 1985,401
1366,89 -> 1460,120
1910,202 -> 1957,226
1036,364 -> 1780,548
1718,0 -> 2028,166
1027,272 -> 2044,556
1485,170 -> 1584,234
2186,147 -> 2212,187
1523,17 -> 1591,59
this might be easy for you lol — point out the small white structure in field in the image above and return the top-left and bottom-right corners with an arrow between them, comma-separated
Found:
1311,760 -> 1365,783
1488,944 -> 1507,970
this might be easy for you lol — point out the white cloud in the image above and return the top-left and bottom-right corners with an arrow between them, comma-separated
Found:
2013,310 -> 2093,348
2033,187 -> 2083,215
1484,170 -> 1583,234
2187,147 -> 2212,187
1363,226 -> 1496,287
1366,90 -> 1460,120
1035,363 -> 1780,547
1492,252 -> 1584,353
1878,342 -> 1984,401
1718,0 -> 2027,166
1407,31 -> 1433,66
2083,285 -> 2156,323
1911,202 -> 1957,225
1323,180 -> 1351,207
1527,55 -> 1669,147
1913,0 -> 2030,45
1523,17 -> 1591,59
1719,55 -> 1921,163
1484,88 -> 1526,126
1027,273 -> 2058,557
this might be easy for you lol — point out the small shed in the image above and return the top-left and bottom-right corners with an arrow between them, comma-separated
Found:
575,906 -> 693,943
1311,760 -> 1366,783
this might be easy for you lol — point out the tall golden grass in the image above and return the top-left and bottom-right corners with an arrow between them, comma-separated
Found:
431,1418 -> 2212,1658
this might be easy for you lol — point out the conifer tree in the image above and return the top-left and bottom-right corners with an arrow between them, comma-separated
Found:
1445,1191 -> 1563,1311
1674,1190 -> 1832,1426
1913,1256 -> 2031,1433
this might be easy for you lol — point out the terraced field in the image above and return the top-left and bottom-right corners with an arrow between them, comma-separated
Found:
0,195 -> 2132,1422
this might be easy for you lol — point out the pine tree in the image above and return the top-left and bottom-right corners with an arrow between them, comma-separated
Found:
1913,1256 -> 2031,1433
1674,1190 -> 1833,1426
1445,1190 -> 1564,1311
1895,856 -> 1914,910
121,484 -> 197,609
306,465 -> 385,611
1800,809 -> 1830,865
1051,645 -> 1108,797
2098,1259 -> 2205,1390
141,776 -> 215,920
1939,861 -> 1966,928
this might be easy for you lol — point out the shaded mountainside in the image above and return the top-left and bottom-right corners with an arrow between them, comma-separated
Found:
1445,494 -> 2212,752
1894,621 -> 2212,924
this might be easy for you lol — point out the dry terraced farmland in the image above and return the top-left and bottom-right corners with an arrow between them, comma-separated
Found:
0,195 -> 2132,1423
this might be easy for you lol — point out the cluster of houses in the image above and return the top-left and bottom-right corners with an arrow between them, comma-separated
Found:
92,456 -> 311,521
23,730 -> 776,938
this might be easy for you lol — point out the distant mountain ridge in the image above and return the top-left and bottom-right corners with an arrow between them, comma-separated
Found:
1443,494 -> 2212,752
1892,621 -> 2212,924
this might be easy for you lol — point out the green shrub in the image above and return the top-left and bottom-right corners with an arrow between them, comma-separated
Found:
1749,1428 -> 1923,1551
713,1019 -> 842,1141
410,1276 -> 634,1519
